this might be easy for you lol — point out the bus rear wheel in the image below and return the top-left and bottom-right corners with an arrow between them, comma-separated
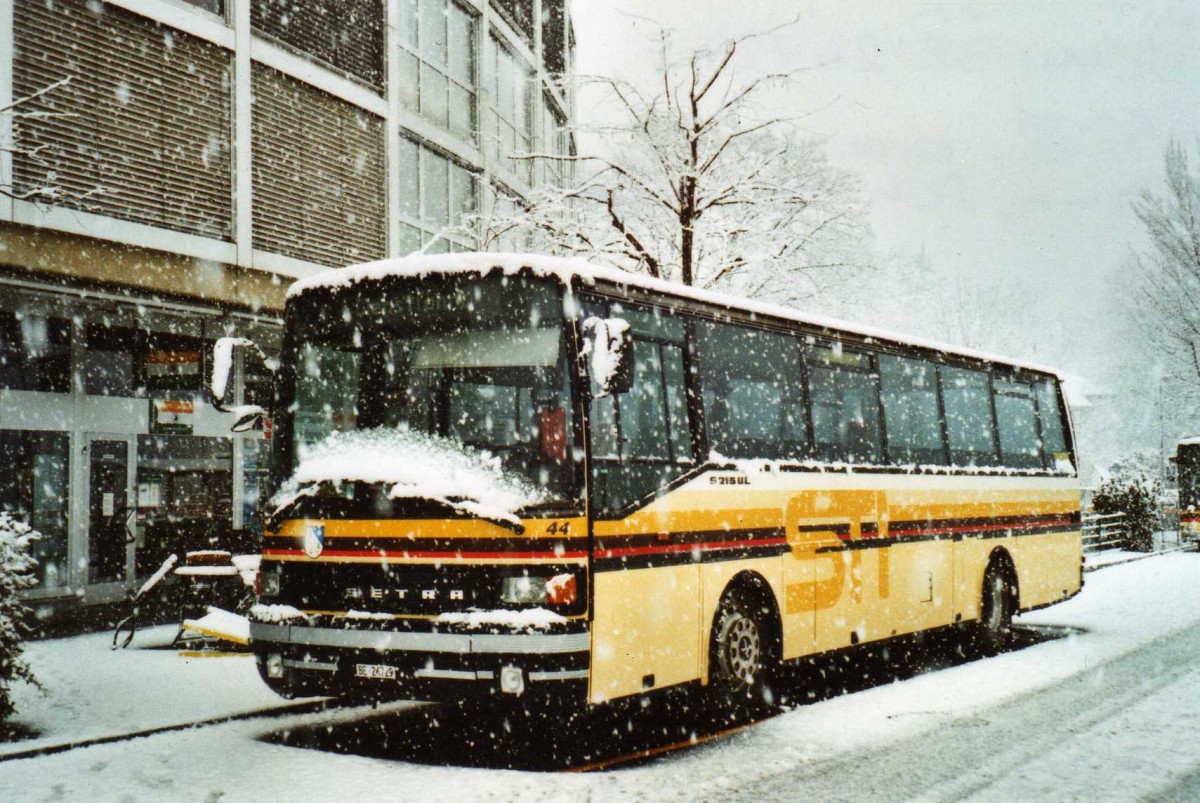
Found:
976,565 -> 1014,655
708,591 -> 776,716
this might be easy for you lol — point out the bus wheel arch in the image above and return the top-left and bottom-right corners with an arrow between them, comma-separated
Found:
706,571 -> 782,709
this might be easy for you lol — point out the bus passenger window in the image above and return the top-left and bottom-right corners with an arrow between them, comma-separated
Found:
697,321 -> 806,460
588,332 -> 692,515
994,379 -> 1042,469
879,354 -> 947,466
940,366 -> 999,467
1035,381 -> 1070,471
805,346 -> 882,465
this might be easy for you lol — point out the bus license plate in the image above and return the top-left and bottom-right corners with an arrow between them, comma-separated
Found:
355,663 -> 397,680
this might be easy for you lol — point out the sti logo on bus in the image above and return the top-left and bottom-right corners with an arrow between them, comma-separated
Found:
303,524 -> 325,559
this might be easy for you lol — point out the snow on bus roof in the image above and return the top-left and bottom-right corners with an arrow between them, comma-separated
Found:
287,252 -> 1065,378
1179,436 -> 1200,446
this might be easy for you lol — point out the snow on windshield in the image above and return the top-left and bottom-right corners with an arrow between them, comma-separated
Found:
273,426 -> 551,526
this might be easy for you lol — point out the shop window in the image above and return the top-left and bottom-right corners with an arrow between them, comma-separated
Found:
0,311 -> 71,393
135,434 -> 234,577
0,431 -> 69,589
83,326 -> 208,398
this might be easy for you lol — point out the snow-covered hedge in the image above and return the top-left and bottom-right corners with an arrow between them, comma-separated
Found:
0,513 -> 40,723
1093,455 -> 1160,553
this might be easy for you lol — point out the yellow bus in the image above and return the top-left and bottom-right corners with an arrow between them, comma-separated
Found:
229,253 -> 1082,709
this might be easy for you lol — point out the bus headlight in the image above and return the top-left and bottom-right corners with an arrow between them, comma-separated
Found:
499,573 -> 577,606
500,576 -> 546,604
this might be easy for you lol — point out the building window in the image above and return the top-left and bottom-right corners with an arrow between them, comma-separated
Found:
398,0 -> 476,138
13,0 -> 234,240
0,311 -> 71,393
252,65 -> 387,267
252,0 -> 384,88
540,96 -> 570,189
179,0 -> 223,15
487,34 -> 533,183
541,0 -> 568,76
0,431 -> 70,589
398,136 -> 479,254
492,0 -> 534,46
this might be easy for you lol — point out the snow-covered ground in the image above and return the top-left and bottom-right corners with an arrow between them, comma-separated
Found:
2,552 -> 1199,801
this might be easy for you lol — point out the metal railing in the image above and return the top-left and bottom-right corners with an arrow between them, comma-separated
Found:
1081,512 -> 1126,553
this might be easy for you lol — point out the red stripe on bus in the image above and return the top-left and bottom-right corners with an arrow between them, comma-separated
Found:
262,548 -> 588,560
597,538 -> 788,559
890,518 -> 1070,537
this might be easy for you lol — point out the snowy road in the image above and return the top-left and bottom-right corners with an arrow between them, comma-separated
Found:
2,552 -> 1198,801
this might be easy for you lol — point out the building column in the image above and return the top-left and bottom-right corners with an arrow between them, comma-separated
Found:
385,0 -> 402,257
233,0 -> 253,267
0,0 -> 15,223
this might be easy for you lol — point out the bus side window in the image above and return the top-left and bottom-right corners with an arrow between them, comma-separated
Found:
993,378 -> 1042,469
696,320 -> 807,461
805,344 -> 882,465
879,354 -> 947,466
1035,380 -> 1070,471
586,304 -> 692,516
940,365 -> 999,468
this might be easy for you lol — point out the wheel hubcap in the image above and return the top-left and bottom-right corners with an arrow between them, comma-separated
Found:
721,614 -> 761,685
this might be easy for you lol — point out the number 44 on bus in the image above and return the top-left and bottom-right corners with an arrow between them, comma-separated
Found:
209,253 -> 1083,713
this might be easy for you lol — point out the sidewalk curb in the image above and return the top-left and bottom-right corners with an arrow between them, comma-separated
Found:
1084,545 -> 1192,573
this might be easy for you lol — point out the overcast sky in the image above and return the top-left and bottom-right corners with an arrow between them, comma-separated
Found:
570,0 -> 1200,352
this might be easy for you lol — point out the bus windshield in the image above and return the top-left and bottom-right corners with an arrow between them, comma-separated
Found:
273,273 -> 579,519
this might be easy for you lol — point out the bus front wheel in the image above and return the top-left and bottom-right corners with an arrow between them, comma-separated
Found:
708,590 -> 776,715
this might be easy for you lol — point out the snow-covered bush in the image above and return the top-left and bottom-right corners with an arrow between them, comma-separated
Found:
1093,454 -> 1161,552
0,513 -> 40,724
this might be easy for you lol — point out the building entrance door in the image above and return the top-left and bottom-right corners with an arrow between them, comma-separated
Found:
85,435 -> 135,586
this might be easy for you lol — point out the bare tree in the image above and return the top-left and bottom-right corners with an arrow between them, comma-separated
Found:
0,77 -> 89,205
1131,141 -> 1200,390
477,26 -> 868,303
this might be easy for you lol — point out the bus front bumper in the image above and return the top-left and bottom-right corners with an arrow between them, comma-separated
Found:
249,620 -> 590,699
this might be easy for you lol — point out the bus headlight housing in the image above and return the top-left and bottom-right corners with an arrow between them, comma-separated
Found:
499,573 -> 577,606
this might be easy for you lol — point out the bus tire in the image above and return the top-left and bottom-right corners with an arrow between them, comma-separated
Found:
708,589 -> 777,716
976,563 -> 1014,655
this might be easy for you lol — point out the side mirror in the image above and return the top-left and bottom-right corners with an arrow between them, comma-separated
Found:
210,336 -> 275,426
582,317 -> 633,397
